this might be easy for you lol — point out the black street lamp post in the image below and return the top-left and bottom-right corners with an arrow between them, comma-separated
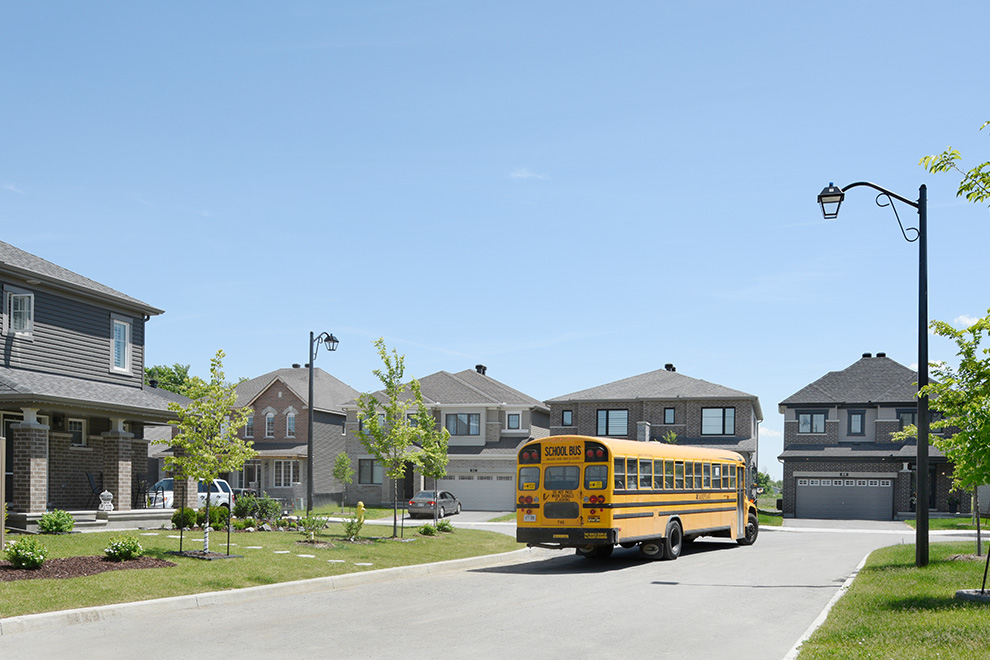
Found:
307,330 -> 339,515
817,181 -> 929,567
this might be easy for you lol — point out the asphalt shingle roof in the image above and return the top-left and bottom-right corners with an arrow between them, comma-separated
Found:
779,355 -> 918,408
0,240 -> 163,316
235,367 -> 359,413
350,369 -> 547,411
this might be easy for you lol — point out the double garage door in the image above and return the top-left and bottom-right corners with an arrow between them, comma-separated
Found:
796,477 -> 894,520
437,474 -> 516,511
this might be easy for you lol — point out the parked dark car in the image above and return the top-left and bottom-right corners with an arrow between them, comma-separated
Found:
407,490 -> 461,518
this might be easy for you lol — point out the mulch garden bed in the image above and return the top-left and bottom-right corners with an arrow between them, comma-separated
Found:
0,556 -> 175,582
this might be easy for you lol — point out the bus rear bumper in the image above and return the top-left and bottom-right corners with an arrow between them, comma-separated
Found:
517,527 -> 619,547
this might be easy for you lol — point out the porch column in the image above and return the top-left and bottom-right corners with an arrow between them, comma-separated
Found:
11,409 -> 49,513
101,418 -> 133,512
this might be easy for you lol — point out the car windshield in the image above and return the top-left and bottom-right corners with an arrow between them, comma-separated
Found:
153,479 -> 173,491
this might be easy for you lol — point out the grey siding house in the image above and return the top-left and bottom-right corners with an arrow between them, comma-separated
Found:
778,353 -> 959,520
343,365 -> 550,511
545,364 -> 763,492
231,366 -> 358,509
0,241 -> 177,529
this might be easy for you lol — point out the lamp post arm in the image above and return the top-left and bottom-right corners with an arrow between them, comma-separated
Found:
839,181 -> 919,209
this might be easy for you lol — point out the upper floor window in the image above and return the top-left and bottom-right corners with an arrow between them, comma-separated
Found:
798,411 -> 826,434
562,410 -> 573,426
358,458 -> 384,484
597,409 -> 628,436
897,410 -> 917,430
848,411 -> 865,436
664,407 -> 675,425
702,407 -> 735,435
446,413 -> 480,436
8,292 -> 33,336
111,317 -> 131,373
286,412 -> 296,437
265,412 -> 275,438
245,413 -> 254,438
506,413 -> 521,430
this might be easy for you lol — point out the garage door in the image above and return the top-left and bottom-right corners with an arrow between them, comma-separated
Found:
437,474 -> 516,511
795,477 -> 894,520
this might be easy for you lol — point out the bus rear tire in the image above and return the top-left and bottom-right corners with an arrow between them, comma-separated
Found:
639,541 -> 663,560
576,544 -> 613,559
663,521 -> 683,560
737,512 -> 759,546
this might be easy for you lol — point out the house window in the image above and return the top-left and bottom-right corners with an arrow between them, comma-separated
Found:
286,412 -> 296,437
358,413 -> 385,434
562,410 -> 573,426
245,413 -> 254,438
273,460 -> 300,487
897,410 -> 917,430
111,318 -> 131,372
358,459 -> 383,484
506,413 -> 521,430
664,408 -> 675,425
445,413 -> 480,436
848,411 -> 865,436
68,418 -> 86,447
265,413 -> 275,438
798,411 -> 826,434
8,292 -> 33,336
597,410 -> 628,436
701,408 -> 735,435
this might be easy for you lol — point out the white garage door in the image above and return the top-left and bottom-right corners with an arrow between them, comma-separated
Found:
437,474 -> 516,511
795,477 -> 893,520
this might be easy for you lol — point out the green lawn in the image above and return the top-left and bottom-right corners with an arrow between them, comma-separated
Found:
903,516 -> 988,531
797,541 -> 990,659
0,525 -> 522,619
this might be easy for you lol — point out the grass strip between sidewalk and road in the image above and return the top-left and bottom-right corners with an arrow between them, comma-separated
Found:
796,541 -> 990,659
1,525 -> 522,619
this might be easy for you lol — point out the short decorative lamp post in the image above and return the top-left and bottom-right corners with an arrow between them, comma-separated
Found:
817,181 -> 930,567
307,331 -> 339,515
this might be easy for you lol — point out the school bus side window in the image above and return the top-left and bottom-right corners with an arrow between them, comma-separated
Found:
626,458 -> 639,490
518,466 -> 540,490
729,464 -> 737,489
639,459 -> 652,489
653,460 -> 663,489
665,460 -> 675,489
585,465 -> 607,490
674,461 -> 684,489
703,462 -> 711,489
614,458 -> 625,489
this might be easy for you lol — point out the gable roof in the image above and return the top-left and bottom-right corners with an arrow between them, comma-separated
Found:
348,368 -> 548,411
0,240 -> 164,316
779,354 -> 918,410
235,367 -> 359,414
547,368 -> 763,420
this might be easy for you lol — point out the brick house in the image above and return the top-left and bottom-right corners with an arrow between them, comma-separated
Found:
0,240 -> 178,530
545,364 -> 762,492
777,352 -> 961,520
342,365 -> 550,511
231,365 -> 358,509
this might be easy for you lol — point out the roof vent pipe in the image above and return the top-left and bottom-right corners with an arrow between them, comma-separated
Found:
292,363 -> 301,368
665,363 -> 676,372
475,364 -> 487,375
876,352 -> 887,358
862,353 -> 872,358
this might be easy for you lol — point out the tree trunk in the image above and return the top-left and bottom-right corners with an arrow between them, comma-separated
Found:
975,490 -> 983,557
203,494 -> 211,553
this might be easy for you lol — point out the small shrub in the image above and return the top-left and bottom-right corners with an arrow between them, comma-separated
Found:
436,519 -> 454,533
341,514 -> 364,541
171,506 -> 197,529
5,537 -> 48,569
197,505 -> 230,529
104,536 -> 143,561
255,494 -> 283,522
298,515 -> 327,541
38,509 -> 75,534
419,524 -> 438,536
233,493 -> 257,519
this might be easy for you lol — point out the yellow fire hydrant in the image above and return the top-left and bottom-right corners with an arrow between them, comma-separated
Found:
356,501 -> 365,524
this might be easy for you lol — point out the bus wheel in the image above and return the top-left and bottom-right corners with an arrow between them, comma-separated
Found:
639,541 -> 663,560
663,521 -> 683,560
737,513 -> 759,546
576,545 -> 613,559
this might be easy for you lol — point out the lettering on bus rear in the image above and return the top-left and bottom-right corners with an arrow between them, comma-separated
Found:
543,443 -> 583,461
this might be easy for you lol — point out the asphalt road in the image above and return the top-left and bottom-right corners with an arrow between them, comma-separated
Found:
0,519 -> 928,660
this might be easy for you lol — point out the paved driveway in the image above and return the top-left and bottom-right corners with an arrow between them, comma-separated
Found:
0,519 -> 943,659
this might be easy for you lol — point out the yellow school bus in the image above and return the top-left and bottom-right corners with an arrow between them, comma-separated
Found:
516,435 -> 758,559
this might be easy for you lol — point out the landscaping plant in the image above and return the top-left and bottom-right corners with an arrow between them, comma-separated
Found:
104,536 -> 143,561
5,536 -> 49,569
38,509 -> 75,534
298,514 -> 327,541
171,506 -> 197,529
436,519 -> 454,533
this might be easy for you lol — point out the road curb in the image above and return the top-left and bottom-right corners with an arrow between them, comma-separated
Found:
0,547 -> 542,636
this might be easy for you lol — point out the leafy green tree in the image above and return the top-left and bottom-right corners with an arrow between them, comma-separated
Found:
145,363 -> 208,398
332,451 -> 355,513
356,338 -> 425,537
920,119 -> 990,207
755,469 -> 773,492
411,384 -> 451,526
165,350 -> 256,553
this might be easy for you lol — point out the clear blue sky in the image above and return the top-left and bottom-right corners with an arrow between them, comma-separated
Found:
2,2 -> 988,480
